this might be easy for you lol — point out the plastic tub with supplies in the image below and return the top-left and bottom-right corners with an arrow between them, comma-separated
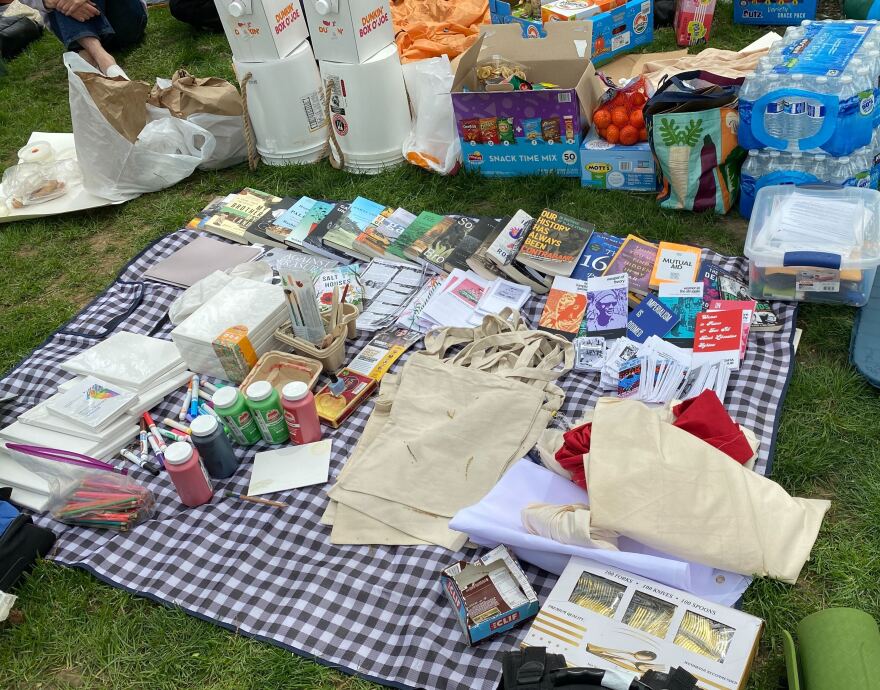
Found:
745,185 -> 880,306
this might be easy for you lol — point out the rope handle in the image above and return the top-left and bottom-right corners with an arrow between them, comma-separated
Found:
324,79 -> 344,170
239,71 -> 259,172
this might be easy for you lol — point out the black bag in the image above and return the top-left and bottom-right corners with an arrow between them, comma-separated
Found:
0,14 -> 42,61
0,488 -> 56,591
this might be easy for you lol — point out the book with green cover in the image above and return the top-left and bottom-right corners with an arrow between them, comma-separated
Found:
386,211 -> 444,260
406,215 -> 457,263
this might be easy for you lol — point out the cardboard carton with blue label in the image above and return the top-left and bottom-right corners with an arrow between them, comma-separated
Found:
489,0 -> 653,66
451,22 -> 601,178
580,127 -> 658,191
734,0 -> 817,25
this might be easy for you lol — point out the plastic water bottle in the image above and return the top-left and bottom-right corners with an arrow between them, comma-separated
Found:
787,75 -> 809,145
811,153 -> 829,181
829,155 -> 853,185
742,150 -> 763,181
766,79 -> 787,140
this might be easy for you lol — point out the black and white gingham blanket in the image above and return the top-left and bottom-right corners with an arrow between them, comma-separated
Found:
0,230 -> 797,690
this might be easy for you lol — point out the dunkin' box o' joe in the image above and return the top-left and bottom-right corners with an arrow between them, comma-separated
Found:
451,22 -> 601,178
302,0 -> 394,63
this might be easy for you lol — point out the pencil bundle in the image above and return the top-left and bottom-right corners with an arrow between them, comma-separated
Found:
281,270 -> 326,345
53,476 -> 155,531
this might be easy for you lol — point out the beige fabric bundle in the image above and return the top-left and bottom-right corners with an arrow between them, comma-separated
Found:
325,311 -> 573,550
587,398 -> 830,583
521,503 -> 619,551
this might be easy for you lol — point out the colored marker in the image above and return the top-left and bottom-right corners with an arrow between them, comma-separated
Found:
146,433 -> 165,467
162,418 -> 191,435
142,412 -> 167,453
189,375 -> 201,417
121,448 -> 161,476
199,402 -> 219,419
138,427 -> 149,462
179,382 -> 192,421
201,381 -> 218,394
158,427 -> 191,444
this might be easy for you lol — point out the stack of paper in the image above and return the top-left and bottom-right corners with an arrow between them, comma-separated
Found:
418,270 -> 531,331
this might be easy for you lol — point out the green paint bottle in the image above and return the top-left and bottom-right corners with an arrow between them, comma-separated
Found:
244,380 -> 289,444
212,386 -> 262,446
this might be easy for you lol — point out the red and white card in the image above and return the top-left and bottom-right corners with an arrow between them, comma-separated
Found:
693,309 -> 745,370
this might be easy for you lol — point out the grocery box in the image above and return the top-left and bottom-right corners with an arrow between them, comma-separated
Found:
733,0 -> 817,25
580,127 -> 657,191
523,557 -> 763,690
451,22 -> 601,178
489,0 -> 653,66
440,546 -> 539,645
301,0 -> 394,63
745,185 -> 880,306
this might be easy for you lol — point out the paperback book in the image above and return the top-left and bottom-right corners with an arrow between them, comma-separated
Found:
465,230 -> 505,280
584,272 -> 628,339
708,299 -> 755,360
278,197 -> 324,248
649,241 -> 702,288
420,216 -> 480,270
626,295 -> 680,343
353,208 -> 416,259
302,202 -> 355,263
244,196 -> 297,247
486,210 -> 535,267
406,215 -> 458,263
323,197 -> 385,259
538,276 -> 589,340
693,309 -> 744,369
657,282 -> 704,347
570,231 -> 625,280
314,265 -> 364,309
603,235 -> 659,296
718,273 -> 781,332
517,209 -> 595,278
431,216 -> 505,274
387,211 -> 444,260
203,188 -> 281,243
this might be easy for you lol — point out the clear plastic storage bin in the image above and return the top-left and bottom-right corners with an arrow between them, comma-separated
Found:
745,185 -> 880,306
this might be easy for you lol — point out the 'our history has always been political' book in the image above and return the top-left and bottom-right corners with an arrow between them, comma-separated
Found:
517,209 -> 595,280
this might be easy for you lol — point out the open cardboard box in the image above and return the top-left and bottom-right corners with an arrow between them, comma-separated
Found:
451,22 -> 603,178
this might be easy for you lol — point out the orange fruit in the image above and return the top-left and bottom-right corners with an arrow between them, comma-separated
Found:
629,109 -> 645,129
611,106 -> 630,128
597,127 -> 608,139
620,125 -> 639,146
605,124 -> 620,144
631,92 -> 647,108
639,127 -> 649,142
593,108 -> 612,130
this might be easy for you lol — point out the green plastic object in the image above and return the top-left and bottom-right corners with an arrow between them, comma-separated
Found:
843,0 -> 879,19
784,608 -> 880,690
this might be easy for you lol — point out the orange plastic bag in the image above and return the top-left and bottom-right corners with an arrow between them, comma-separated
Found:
390,0 -> 489,63
591,74 -> 651,145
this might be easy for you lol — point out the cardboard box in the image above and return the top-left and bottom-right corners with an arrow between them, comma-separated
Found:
302,0 -> 394,63
440,546 -> 540,645
580,128 -> 657,191
541,0 -> 601,22
523,557 -> 763,690
215,0 -> 309,63
733,0 -> 817,25
490,0 -> 653,66
451,22 -> 601,178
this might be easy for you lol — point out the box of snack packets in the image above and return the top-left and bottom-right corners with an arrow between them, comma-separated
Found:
440,545 -> 540,644
451,22 -> 601,178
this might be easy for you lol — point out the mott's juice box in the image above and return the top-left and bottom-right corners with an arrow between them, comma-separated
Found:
580,128 -> 658,191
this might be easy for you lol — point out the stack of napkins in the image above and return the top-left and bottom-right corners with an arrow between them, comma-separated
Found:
170,277 -> 287,379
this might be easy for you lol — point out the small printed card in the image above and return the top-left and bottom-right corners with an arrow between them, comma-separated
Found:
693,309 -> 744,369
47,376 -> 136,429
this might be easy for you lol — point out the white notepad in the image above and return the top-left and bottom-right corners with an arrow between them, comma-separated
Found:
248,440 -> 332,496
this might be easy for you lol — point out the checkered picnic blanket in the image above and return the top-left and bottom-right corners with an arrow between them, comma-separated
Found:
0,230 -> 797,690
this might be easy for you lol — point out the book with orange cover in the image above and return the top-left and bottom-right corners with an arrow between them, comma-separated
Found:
648,241 -> 702,288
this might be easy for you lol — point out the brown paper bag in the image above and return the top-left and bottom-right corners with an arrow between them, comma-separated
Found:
148,69 -> 243,119
77,72 -> 151,143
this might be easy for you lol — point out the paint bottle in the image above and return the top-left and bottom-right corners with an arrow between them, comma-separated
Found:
245,380 -> 289,444
327,374 -> 346,396
189,415 -> 239,479
212,386 -> 262,446
164,441 -> 213,508
281,381 -> 322,444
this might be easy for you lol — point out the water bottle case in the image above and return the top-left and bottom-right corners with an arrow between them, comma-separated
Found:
740,170 -> 820,218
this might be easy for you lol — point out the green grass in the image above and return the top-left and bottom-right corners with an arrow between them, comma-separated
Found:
1,6 -> 879,690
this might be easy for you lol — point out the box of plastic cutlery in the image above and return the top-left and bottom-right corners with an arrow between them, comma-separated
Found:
522,557 -> 763,689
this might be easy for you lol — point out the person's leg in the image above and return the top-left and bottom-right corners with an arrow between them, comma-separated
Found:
46,8 -> 112,55
100,0 -> 146,51
78,34 -> 116,73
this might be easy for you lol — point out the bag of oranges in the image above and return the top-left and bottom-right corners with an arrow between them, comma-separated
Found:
591,75 -> 651,146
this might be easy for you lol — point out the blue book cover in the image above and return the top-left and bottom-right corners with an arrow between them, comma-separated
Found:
658,282 -> 704,347
570,231 -> 625,280
626,295 -> 680,343
274,196 -> 317,233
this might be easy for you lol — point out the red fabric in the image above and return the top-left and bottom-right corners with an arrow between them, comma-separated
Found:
554,391 -> 754,489
555,423 -> 592,489
672,390 -> 754,464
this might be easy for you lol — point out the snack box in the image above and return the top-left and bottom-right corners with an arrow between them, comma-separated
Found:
523,557 -> 763,690
733,0 -> 817,25
440,545 -> 540,645
580,127 -> 658,191
541,0 -> 602,22
451,22 -> 601,178
490,0 -> 653,66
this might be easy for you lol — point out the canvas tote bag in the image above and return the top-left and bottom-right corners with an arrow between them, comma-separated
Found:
586,398 -> 830,583
326,311 -> 573,550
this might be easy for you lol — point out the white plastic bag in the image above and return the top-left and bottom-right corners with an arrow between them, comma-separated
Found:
150,79 -> 247,171
65,52 -> 215,202
401,56 -> 461,176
